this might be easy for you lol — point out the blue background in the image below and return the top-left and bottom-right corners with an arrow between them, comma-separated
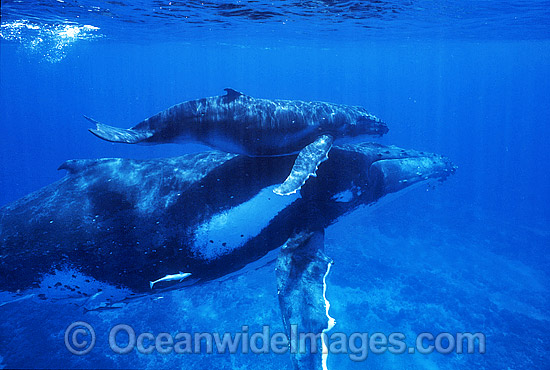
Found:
1,3 -> 549,369
2,40 -> 549,222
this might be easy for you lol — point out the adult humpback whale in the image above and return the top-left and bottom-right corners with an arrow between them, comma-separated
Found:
86,89 -> 389,195
0,143 -> 454,369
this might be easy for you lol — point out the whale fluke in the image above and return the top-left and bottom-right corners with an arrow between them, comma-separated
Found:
85,115 -> 153,144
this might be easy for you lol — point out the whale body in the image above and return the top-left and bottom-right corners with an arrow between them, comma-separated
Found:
0,142 -> 454,368
87,89 -> 390,195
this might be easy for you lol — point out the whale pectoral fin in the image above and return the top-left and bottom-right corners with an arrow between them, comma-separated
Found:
276,230 -> 334,370
85,116 -> 153,144
273,134 -> 334,196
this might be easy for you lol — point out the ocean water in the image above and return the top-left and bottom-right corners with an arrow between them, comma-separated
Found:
0,1 -> 549,369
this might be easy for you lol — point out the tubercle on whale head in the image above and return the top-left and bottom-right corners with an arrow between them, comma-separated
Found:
339,113 -> 389,138
360,114 -> 389,136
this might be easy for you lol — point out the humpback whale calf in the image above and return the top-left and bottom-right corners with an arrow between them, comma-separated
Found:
0,143 -> 454,369
87,89 -> 389,195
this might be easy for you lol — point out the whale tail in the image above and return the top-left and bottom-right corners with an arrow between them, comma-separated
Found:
85,116 -> 153,144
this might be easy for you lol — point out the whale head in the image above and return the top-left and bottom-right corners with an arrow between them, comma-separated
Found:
299,142 -> 455,208
354,113 -> 389,137
331,110 -> 389,139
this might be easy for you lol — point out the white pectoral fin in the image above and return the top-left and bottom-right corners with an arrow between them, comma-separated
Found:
273,134 -> 334,196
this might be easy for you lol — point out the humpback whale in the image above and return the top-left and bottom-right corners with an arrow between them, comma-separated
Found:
86,89 -> 389,195
0,143 -> 454,368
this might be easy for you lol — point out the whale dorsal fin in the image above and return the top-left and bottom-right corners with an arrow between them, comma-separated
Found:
58,158 -> 120,175
223,88 -> 243,103
58,159 -> 100,174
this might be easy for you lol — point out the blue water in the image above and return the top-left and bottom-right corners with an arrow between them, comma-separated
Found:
1,1 -> 549,369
